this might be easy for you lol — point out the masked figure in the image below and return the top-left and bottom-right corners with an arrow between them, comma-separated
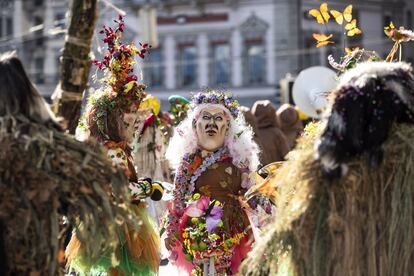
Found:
276,104 -> 304,150
65,17 -> 161,276
241,62 -> 414,276
0,52 -> 136,275
252,100 -> 290,165
164,91 -> 272,275
133,95 -> 172,226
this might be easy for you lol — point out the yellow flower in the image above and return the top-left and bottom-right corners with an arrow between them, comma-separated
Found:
124,81 -> 135,93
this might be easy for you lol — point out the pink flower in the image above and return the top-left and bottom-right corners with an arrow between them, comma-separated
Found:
185,196 -> 223,233
185,196 -> 209,217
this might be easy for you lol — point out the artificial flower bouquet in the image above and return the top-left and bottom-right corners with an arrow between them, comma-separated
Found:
180,193 -> 226,263
179,193 -> 248,275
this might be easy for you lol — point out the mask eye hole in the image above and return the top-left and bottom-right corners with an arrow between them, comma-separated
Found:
214,116 -> 223,121
202,115 -> 211,120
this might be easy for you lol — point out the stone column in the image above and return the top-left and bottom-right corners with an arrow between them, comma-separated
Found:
231,28 -> 242,87
165,35 -> 176,89
12,0 -> 25,60
197,33 -> 208,87
359,9 -> 384,55
274,0 -> 300,83
266,24 -> 276,85
44,0 -> 56,84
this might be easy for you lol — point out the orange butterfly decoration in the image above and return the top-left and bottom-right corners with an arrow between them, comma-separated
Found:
313,33 -> 334,48
309,3 -> 330,24
345,19 -> 362,36
330,5 -> 353,25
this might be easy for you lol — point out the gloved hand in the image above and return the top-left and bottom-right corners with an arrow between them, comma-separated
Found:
129,177 -> 165,201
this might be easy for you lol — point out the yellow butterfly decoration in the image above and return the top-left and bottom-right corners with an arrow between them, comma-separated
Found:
309,3 -> 330,24
313,33 -> 334,48
330,4 -> 353,25
345,19 -> 362,36
345,47 -> 360,54
384,21 -> 395,38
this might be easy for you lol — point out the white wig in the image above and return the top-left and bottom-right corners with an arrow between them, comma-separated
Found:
166,103 -> 260,172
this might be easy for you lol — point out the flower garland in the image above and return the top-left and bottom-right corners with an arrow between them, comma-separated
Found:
188,147 -> 228,195
78,15 -> 150,138
191,91 -> 240,118
166,147 -> 229,238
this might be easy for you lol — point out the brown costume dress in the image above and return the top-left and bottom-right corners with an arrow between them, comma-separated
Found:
195,159 -> 251,236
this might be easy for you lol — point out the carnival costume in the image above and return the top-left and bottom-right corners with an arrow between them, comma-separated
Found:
0,52 -> 140,275
133,95 -> 172,226
240,62 -> 414,276
164,91 -> 272,275
65,16 -> 160,276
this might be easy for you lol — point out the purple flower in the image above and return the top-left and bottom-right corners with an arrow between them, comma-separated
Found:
185,196 -> 223,233
206,206 -> 223,233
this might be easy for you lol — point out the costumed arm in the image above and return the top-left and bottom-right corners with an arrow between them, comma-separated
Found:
241,171 -> 273,215
106,147 -> 163,201
165,164 -> 187,242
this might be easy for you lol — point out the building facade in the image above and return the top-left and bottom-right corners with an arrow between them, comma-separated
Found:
0,0 -> 68,96
0,0 -> 413,106
134,0 -> 414,106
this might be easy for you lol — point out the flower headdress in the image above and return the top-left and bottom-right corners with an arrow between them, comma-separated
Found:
79,15 -> 150,138
92,15 -> 150,108
191,91 -> 240,118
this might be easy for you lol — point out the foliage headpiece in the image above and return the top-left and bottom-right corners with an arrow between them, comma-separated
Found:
82,15 -> 150,137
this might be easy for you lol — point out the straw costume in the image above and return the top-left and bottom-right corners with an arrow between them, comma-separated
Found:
0,52 -> 135,276
65,16 -> 161,276
240,62 -> 414,276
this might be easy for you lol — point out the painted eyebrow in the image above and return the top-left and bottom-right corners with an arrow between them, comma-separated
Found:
202,111 -> 225,116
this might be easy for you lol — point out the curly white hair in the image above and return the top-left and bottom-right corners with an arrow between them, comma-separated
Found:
166,103 -> 260,172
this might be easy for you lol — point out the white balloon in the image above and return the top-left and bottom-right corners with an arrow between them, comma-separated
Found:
292,66 -> 338,119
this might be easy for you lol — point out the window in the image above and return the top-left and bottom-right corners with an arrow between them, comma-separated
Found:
54,12 -> 66,28
211,43 -> 230,86
0,17 -> 3,38
240,14 -> 268,85
34,57 -> 44,84
144,48 -> 164,88
244,39 -> 266,85
303,33 -> 320,68
346,9 -> 362,46
34,0 -> 43,6
6,17 -> 12,36
178,44 -> 197,87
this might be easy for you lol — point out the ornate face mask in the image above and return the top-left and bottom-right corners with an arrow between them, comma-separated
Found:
194,106 -> 230,152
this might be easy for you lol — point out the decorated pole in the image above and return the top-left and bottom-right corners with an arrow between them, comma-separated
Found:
52,0 -> 98,133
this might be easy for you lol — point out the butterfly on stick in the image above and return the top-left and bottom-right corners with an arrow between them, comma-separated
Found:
330,5 -> 353,25
313,33 -> 334,48
309,3 -> 330,24
345,19 -> 362,36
